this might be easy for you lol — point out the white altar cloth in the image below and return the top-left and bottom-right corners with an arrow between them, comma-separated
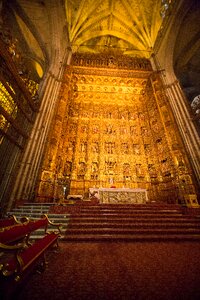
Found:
89,188 -> 148,204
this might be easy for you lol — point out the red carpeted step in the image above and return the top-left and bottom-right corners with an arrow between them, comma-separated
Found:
68,221 -> 200,231
68,216 -> 200,223
73,203 -> 182,209
78,206 -> 181,210
61,203 -> 200,241
75,212 -> 183,217
62,233 -> 200,242
68,213 -> 185,219
65,227 -> 200,234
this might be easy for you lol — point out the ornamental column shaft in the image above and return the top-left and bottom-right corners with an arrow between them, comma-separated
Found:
8,73 -> 62,208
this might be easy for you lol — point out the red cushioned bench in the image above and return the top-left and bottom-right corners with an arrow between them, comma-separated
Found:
0,215 -> 20,229
0,214 -> 61,248
0,214 -> 62,299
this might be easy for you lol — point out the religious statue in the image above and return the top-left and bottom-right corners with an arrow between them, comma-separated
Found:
105,142 -> 115,154
121,143 -> 129,154
63,161 -> 72,176
92,142 -> 99,153
80,125 -> 87,133
133,144 -> 141,155
105,124 -> 113,134
91,162 -> 98,180
105,160 -> 116,175
80,142 -> 87,153
123,163 -> 130,175
136,164 -> 144,177
78,162 -> 86,176
92,125 -> 99,134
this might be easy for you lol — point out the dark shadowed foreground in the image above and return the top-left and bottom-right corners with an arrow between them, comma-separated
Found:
15,241 -> 200,300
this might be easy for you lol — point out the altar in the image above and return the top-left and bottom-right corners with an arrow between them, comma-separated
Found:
89,188 -> 148,204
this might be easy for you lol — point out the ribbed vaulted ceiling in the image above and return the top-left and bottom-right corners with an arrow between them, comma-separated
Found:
65,0 -> 163,58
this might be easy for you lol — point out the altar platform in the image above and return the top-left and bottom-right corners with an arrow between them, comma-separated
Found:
89,187 -> 148,204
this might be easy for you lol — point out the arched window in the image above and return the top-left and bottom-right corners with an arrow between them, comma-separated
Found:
191,95 -> 200,116
191,95 -> 200,132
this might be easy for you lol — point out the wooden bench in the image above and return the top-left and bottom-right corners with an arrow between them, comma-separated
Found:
0,214 -> 62,299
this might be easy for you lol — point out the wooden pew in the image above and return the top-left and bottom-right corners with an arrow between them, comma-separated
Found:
0,214 -> 62,299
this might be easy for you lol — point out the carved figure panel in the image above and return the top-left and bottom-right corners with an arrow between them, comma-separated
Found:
121,143 -> 129,154
80,142 -> 87,153
91,142 -> 99,153
105,142 -> 115,154
38,53 -> 197,204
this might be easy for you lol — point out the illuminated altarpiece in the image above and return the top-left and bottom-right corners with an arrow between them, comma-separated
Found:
37,53 -> 197,204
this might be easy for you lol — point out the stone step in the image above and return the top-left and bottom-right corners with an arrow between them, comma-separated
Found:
7,204 -> 70,240
8,212 -> 70,219
28,221 -> 69,240
29,225 -> 68,235
14,204 -> 53,210
14,205 -> 50,209
11,208 -> 50,214
21,202 -> 54,206
17,204 -> 52,207
30,233 -> 66,240
16,203 -> 52,207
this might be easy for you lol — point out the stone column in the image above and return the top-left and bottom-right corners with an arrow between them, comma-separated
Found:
166,80 -> 200,185
8,71 -> 63,208
151,0 -> 200,191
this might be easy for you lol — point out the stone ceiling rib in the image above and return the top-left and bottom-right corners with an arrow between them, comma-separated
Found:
66,1 -> 72,39
69,0 -> 104,42
108,0 -> 114,30
150,0 -> 161,43
65,0 -> 162,58
112,13 -> 149,49
120,0 -> 152,48
72,12 -> 109,42
70,0 -> 87,36
75,30 -> 146,51
73,12 -> 147,51
138,3 -> 152,47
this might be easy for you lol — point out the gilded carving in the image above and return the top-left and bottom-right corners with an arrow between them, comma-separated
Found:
37,53 -> 197,204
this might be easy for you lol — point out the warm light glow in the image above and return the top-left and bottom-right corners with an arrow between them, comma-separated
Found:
35,61 -> 44,78
0,82 -> 17,143
15,13 -> 45,61
0,82 -> 17,125
65,0 -> 163,58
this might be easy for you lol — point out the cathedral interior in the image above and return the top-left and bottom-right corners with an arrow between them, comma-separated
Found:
0,0 -> 199,211
1,1 -> 200,299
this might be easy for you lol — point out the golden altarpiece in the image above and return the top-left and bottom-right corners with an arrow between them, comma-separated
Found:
37,53 -> 197,204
